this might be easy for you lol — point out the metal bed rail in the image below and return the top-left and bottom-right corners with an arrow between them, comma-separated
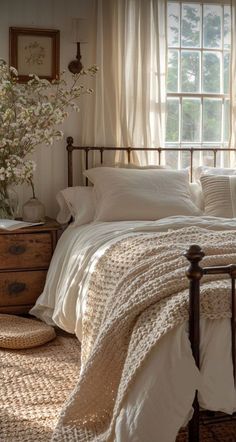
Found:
185,245 -> 236,442
66,136 -> 236,186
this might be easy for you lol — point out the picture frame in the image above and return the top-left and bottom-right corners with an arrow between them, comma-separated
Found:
9,27 -> 60,83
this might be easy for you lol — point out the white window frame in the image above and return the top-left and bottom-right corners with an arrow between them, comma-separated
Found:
166,0 -> 231,163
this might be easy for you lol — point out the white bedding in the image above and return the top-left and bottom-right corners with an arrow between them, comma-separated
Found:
30,215 -> 236,442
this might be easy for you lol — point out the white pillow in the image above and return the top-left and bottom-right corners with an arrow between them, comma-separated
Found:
56,186 -> 95,225
200,174 -> 236,218
189,182 -> 204,211
114,163 -> 169,170
84,167 -> 202,222
195,165 -> 236,180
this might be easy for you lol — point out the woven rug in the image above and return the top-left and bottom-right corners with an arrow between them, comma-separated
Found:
1,330 -> 235,441
0,330 -> 81,442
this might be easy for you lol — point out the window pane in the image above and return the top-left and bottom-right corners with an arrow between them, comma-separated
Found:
224,6 -> 231,50
166,99 -> 179,142
168,2 -> 180,47
201,150 -> 222,167
178,150 -> 200,171
166,2 -> 231,153
181,4 -> 201,48
179,151 -> 190,169
181,51 -> 200,92
203,5 -> 222,49
224,52 -> 230,94
203,52 -> 221,93
182,98 -> 200,142
222,151 -> 230,168
224,99 -> 230,142
167,50 -> 178,92
202,151 -> 217,167
203,99 -> 222,142
165,150 -> 179,169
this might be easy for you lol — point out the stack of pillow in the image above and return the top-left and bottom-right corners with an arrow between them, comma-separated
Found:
56,165 -> 236,225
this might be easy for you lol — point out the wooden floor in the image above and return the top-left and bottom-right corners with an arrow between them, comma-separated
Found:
177,413 -> 236,441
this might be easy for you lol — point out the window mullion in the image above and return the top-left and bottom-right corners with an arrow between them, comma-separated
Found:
179,96 -> 182,146
178,1 -> 182,152
200,2 -> 203,95
166,1 -> 231,152
200,0 -> 203,161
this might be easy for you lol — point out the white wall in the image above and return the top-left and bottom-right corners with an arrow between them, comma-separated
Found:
0,0 -> 94,217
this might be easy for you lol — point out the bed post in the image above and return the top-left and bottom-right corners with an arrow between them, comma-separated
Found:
185,245 -> 205,442
66,136 -> 74,187
231,270 -> 236,383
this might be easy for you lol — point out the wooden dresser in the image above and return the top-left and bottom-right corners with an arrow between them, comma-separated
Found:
0,218 -> 61,314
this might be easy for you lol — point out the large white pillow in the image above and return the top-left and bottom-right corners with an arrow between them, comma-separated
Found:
84,167 -> 202,221
114,163 -> 169,170
56,186 -> 95,225
55,165 -> 170,224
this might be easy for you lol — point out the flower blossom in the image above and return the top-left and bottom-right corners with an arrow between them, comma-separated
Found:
0,59 -> 98,192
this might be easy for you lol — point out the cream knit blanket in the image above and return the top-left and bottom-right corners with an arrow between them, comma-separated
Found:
52,226 -> 235,441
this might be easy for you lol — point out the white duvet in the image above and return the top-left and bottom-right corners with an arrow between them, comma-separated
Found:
30,216 -> 236,442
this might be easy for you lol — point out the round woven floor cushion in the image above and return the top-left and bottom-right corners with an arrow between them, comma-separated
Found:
0,314 -> 56,349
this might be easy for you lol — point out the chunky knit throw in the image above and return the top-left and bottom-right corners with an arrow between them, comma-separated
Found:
52,226 -> 235,441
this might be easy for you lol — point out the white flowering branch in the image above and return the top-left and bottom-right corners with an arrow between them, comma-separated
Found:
0,59 -> 98,194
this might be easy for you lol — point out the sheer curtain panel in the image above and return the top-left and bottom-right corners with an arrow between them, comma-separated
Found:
230,0 -> 236,164
81,0 -> 167,166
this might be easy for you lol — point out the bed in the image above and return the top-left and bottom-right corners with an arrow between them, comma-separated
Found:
30,140 -> 236,442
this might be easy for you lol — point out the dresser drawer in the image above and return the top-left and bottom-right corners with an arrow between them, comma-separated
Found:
0,270 -> 47,306
0,233 -> 52,270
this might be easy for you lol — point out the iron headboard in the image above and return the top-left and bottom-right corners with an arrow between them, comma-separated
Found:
66,136 -> 236,186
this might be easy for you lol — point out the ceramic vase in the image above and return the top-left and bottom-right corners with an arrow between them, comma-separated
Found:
22,197 -> 45,223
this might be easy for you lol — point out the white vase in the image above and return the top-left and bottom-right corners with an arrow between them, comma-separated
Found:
22,197 -> 45,223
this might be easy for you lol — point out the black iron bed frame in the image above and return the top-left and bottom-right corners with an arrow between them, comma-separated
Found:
66,137 -> 236,441
185,245 -> 236,442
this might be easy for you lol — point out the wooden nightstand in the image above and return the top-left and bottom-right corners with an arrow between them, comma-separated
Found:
0,218 -> 61,315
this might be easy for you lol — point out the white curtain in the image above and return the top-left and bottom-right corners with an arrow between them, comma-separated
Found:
80,0 -> 167,165
230,0 -> 236,163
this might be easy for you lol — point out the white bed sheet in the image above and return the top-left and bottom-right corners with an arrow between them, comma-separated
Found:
30,215 -> 236,441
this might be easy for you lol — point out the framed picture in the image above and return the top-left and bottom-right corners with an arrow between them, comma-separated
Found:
9,27 -> 60,82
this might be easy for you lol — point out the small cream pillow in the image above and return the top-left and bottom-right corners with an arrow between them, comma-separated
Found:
195,166 -> 236,180
200,174 -> 236,217
56,186 -> 95,225
84,167 -> 202,222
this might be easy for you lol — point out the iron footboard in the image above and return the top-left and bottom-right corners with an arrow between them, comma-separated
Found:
185,245 -> 236,442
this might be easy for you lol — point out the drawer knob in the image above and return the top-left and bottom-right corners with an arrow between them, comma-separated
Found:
8,282 -> 26,295
8,245 -> 26,255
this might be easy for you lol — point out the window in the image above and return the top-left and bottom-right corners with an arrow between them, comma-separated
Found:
166,2 -> 231,167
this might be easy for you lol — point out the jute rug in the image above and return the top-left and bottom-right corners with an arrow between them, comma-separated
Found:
0,330 -> 81,442
1,329 -> 235,441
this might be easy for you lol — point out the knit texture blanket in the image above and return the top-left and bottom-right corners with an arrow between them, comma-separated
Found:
52,226 -> 235,441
